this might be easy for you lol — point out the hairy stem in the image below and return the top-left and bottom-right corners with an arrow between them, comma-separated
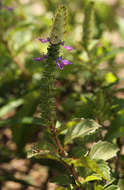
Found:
40,43 -> 60,126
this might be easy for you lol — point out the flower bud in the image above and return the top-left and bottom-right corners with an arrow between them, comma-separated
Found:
50,5 -> 67,44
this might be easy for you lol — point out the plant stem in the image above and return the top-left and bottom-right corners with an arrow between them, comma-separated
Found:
50,125 -> 83,189
50,125 -> 66,157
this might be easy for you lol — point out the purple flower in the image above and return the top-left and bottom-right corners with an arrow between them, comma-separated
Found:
3,6 -> 14,11
0,0 -> 14,10
56,57 -> 71,70
34,37 -> 73,70
38,38 -> 50,43
33,54 -> 48,61
61,41 -> 74,51
38,37 -> 74,51
33,55 -> 71,70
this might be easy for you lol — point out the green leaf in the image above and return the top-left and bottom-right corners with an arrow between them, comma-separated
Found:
106,113 -> 124,140
81,156 -> 111,181
0,99 -> 24,117
105,185 -> 120,190
64,118 -> 101,144
18,117 -> 43,125
27,131 -> 59,160
12,91 -> 40,151
96,160 -> 111,181
0,119 -> 11,127
104,179 -> 116,189
0,117 -> 43,127
80,174 -> 102,183
85,174 -> 101,182
50,175 -> 72,186
27,148 -> 58,160
89,141 -> 119,161
95,47 -> 124,65
94,185 -> 104,190
105,72 -> 117,85
27,144 -> 58,160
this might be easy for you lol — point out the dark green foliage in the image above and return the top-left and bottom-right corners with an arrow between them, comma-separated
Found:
0,0 -> 124,190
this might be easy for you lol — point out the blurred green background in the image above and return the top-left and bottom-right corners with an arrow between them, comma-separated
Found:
0,0 -> 124,189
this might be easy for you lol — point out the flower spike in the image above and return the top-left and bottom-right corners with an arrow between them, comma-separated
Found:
50,5 -> 67,44
34,5 -> 73,71
33,4 -> 73,126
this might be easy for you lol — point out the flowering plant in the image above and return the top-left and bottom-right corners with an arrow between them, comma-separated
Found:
28,3 -> 121,190
1,1 -> 124,190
